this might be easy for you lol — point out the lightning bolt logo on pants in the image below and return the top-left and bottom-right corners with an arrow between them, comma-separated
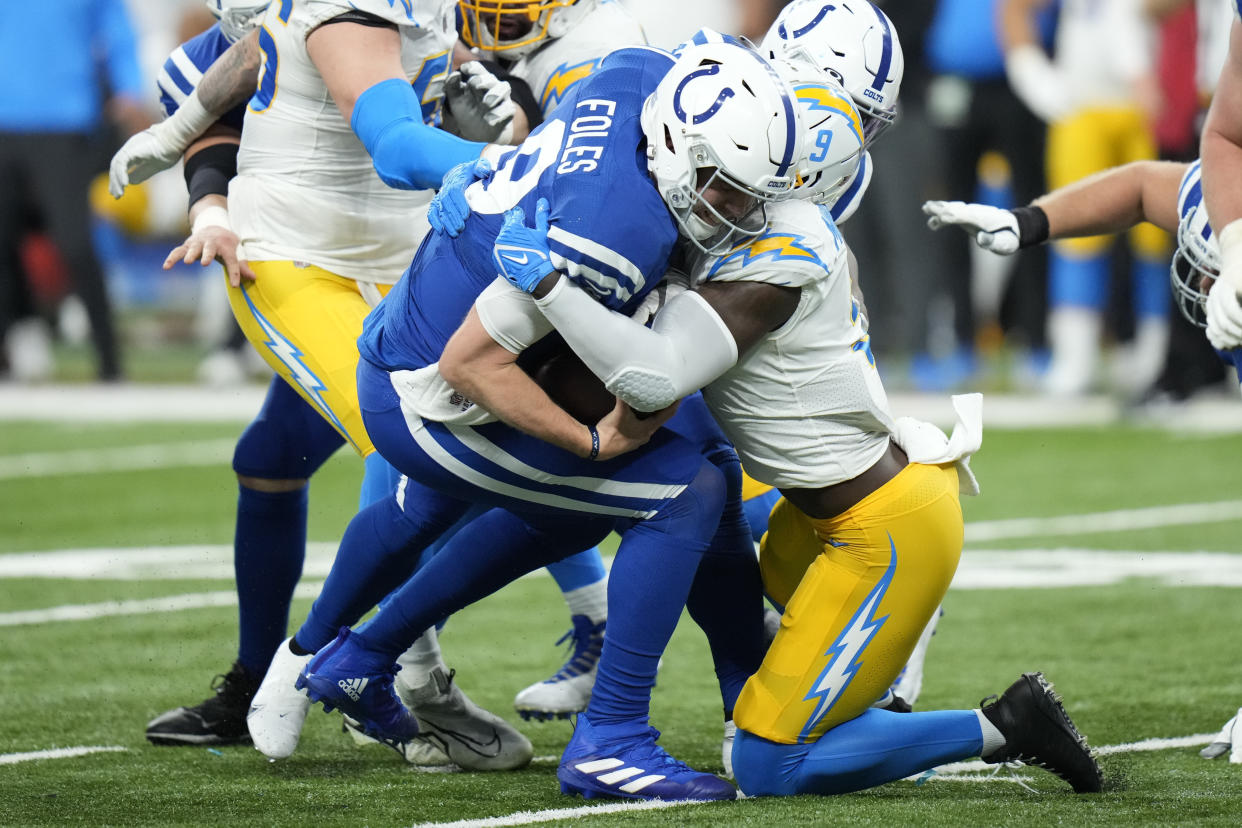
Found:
799,538 -> 897,742
240,286 -> 352,448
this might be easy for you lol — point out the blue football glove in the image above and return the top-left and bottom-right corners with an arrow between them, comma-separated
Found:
428,157 -> 492,237
493,197 -> 557,293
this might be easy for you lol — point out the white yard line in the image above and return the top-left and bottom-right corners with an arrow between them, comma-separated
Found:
0,745 -> 127,765
409,733 -> 1220,827
966,500 -> 1242,542
0,582 -> 323,627
0,439 -> 236,479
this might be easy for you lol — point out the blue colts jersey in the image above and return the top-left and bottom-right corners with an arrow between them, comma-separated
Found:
157,23 -> 246,132
360,46 -> 678,372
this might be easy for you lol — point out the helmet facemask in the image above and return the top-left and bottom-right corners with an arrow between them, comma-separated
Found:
642,41 -> 803,254
206,1 -> 270,43
458,0 -> 591,60
1171,205 -> 1220,330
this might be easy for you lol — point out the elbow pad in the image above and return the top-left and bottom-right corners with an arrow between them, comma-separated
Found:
351,78 -> 486,190
536,279 -> 737,412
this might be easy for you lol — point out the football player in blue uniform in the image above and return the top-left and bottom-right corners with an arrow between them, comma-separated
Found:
249,40 -> 809,801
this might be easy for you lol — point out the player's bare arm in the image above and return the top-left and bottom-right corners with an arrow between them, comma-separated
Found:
1201,21 -> 1242,291
196,29 -> 262,115
439,307 -> 670,460
1033,160 -> 1185,237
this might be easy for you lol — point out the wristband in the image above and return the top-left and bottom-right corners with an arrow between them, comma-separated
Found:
192,204 -> 232,234
588,424 -> 600,460
1012,205 -> 1049,249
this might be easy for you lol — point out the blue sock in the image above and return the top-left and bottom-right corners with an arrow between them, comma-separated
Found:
1133,255 -> 1171,318
686,458 -> 765,716
358,508 -> 614,660
296,492 -> 467,652
235,485 -> 307,675
587,464 -> 724,730
733,708 -> 983,796
1049,250 -> 1109,309
546,547 -> 607,593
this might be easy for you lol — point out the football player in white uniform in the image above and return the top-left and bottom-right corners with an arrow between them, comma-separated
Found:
113,0 -> 534,771
443,58 -> 1104,796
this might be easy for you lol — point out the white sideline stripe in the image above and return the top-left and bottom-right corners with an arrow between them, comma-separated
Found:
8,545 -> 1242,589
924,733 -> 1217,776
409,798 -> 698,828
0,582 -> 324,627
0,439 -> 236,479
967,500 -> 1242,542
0,746 -> 127,765
3,385 -> 1239,431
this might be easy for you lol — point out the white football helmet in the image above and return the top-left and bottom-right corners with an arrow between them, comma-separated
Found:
1172,161 -> 1219,329
774,59 -> 865,206
762,0 -> 903,145
641,38 -> 804,251
458,0 -> 597,60
205,0 -> 270,43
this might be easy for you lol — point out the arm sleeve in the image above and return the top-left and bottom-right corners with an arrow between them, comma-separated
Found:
534,277 -> 738,411
351,78 -> 488,190
475,278 -> 555,354
98,0 -> 145,101
184,142 -> 239,204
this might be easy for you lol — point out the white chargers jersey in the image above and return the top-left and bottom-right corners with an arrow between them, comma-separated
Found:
1051,0 -> 1154,110
508,0 -> 647,117
231,0 -> 456,283
693,199 -> 894,490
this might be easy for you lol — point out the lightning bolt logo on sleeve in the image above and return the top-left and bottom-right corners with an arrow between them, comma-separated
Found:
240,287 -> 357,452
706,232 -> 825,281
540,59 -> 601,113
798,540 -> 897,742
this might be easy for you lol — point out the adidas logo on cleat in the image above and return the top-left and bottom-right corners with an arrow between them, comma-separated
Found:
337,677 -> 368,702
571,757 -> 667,796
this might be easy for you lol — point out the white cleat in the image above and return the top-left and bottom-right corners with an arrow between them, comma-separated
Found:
1200,708 -> 1242,762
246,638 -> 312,759
399,665 -> 532,771
514,614 -> 604,721
341,715 -> 453,766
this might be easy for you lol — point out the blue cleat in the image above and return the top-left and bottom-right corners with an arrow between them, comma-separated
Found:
295,627 -> 418,748
558,715 -> 736,801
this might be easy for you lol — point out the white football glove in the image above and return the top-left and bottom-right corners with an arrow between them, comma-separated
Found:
1199,707 -> 1242,763
109,93 -> 215,198
445,61 -> 517,145
922,200 -> 1021,255
1205,280 -> 1242,351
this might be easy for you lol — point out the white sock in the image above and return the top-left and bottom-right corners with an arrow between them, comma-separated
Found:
1045,306 -> 1102,396
396,627 -> 446,677
975,709 -> 1006,756
562,579 -> 607,625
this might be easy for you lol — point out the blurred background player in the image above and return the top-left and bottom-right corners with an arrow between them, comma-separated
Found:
0,0 -> 149,382
452,0 -> 646,723
1001,0 -> 1171,398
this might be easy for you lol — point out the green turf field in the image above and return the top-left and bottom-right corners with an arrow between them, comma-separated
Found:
2,418 -> 1242,826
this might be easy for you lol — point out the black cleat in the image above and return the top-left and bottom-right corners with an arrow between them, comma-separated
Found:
980,672 -> 1102,793
145,662 -> 260,746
